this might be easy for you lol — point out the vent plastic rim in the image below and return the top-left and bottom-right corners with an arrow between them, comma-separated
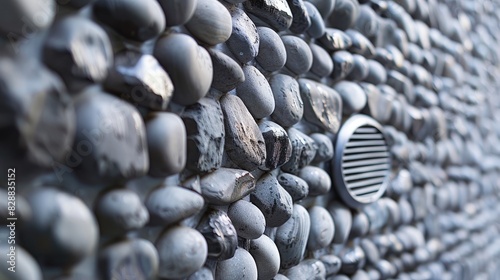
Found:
333,114 -> 391,208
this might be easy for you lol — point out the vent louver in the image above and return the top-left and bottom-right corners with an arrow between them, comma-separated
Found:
333,115 -> 390,208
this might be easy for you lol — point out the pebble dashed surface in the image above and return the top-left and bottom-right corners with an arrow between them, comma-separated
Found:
1,0 -> 500,279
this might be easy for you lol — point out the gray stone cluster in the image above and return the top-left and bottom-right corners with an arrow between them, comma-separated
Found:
1,0 -> 500,279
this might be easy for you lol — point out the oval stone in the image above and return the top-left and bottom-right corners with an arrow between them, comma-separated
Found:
305,0 -> 335,18
0,245 -> 42,280
72,90 -> 148,184
197,209 -> 238,260
104,51 -> 173,110
259,120 -> 293,170
298,79 -> 342,133
226,6 -> 260,63
145,185 -> 204,226
200,168 -> 256,205
249,235 -> 281,280
328,0 -> 359,30
243,0 -> 293,31
185,0 -> 232,45
319,28 -> 352,51
328,202 -> 352,244
158,0 -> 197,26
346,29 -> 376,58
156,226 -> 207,279
98,238 -> 159,280
221,95 -> 266,170
93,0 -> 165,42
307,206 -> 335,250
346,54 -> 369,81
275,204 -> 311,269
154,33 -> 213,106
298,166 -> 331,196
21,188 -> 98,267
236,65 -> 275,119
284,259 -> 326,279
251,173 -> 293,227
331,50 -> 355,81
309,43 -> 333,78
256,27 -> 287,73
305,2 -> 325,38
269,74 -> 304,127
288,0 -> 311,34
334,81 -> 367,115
281,128 -> 317,174
216,248 -> 258,280
43,16 -> 113,92
281,35 -> 313,75
364,60 -> 387,85
320,254 -> 342,276
277,173 -> 309,202
146,112 -> 187,177
310,133 -> 334,163
94,189 -> 149,236
209,48 -> 245,93
228,200 -> 266,239
182,97 -> 225,173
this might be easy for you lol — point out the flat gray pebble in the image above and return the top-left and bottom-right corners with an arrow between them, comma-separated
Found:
145,185 -> 204,226
282,35 -> 313,75
185,0 -> 232,45
249,235 -> 281,279
228,200 -> 266,239
307,206 -> 335,250
154,33 -> 213,106
200,168 -> 256,205
146,112 -> 187,177
334,81 -> 367,115
215,248 -> 258,280
328,202 -> 352,244
227,6 -> 260,63
236,65 -> 275,119
256,27 -> 287,73
94,189 -> 149,236
281,128 -> 317,174
156,226 -> 207,278
284,259 -> 326,280
98,238 -> 159,280
298,166 -> 331,196
251,173 -> 293,227
21,188 -> 98,266
310,133 -> 334,163
269,74 -> 304,128
275,204 -> 311,269
278,173 -> 309,202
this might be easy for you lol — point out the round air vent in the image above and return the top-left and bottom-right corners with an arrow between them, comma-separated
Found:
332,115 -> 391,208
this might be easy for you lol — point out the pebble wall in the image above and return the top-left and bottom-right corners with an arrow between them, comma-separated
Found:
1,0 -> 500,279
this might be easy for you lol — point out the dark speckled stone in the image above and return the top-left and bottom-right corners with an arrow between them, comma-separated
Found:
244,0 -> 293,31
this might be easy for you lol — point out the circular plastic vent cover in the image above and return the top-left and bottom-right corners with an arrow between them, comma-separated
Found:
332,115 -> 391,208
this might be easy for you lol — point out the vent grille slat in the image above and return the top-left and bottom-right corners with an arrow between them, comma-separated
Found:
342,163 -> 390,175
354,127 -> 379,133
342,158 -> 390,168
351,184 -> 382,196
347,177 -> 386,189
349,134 -> 384,140
344,146 -> 388,154
333,116 -> 391,208
344,170 -> 389,181
345,140 -> 386,147
342,152 -> 389,161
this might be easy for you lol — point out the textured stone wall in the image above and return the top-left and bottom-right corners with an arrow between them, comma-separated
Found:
1,0 -> 500,279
